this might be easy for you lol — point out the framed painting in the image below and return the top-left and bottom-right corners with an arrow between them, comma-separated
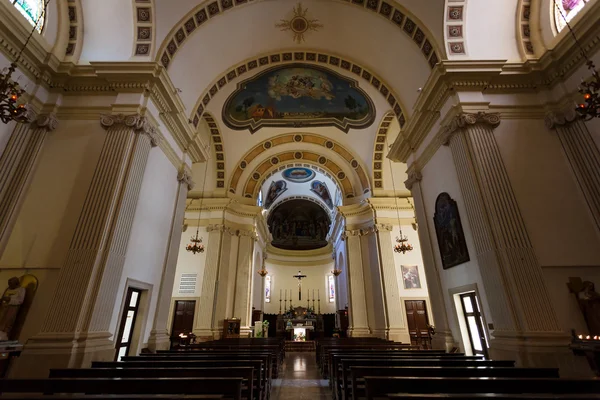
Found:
401,265 -> 421,289
433,192 -> 470,269
264,180 -> 287,209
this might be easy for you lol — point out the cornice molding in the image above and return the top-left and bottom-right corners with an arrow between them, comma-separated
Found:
100,113 -> 161,147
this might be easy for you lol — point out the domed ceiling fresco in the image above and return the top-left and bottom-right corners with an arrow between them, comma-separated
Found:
222,64 -> 375,133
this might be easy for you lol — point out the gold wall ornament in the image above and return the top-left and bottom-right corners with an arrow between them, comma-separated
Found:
275,3 -> 323,44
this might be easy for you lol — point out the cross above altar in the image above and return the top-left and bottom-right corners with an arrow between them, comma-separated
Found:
293,270 -> 307,301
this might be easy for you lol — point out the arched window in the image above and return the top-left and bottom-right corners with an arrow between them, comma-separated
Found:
12,0 -> 45,32
554,0 -> 589,32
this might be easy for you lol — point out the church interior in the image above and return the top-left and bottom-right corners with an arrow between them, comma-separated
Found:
0,0 -> 600,397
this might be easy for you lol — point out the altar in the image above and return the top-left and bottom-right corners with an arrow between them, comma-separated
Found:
286,324 -> 314,341
276,306 -> 323,341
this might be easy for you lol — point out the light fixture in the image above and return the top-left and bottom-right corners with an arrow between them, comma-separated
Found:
0,0 -> 49,124
553,0 -> 599,120
257,254 -> 268,277
388,142 -> 413,254
186,161 -> 209,255
331,269 -> 342,277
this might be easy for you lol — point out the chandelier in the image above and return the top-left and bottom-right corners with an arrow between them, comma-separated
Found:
1,1 -> 50,124
186,159 -> 208,255
553,0 -> 599,120
331,269 -> 342,277
257,254 -> 268,277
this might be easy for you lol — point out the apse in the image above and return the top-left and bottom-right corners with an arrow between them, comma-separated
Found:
267,199 -> 331,251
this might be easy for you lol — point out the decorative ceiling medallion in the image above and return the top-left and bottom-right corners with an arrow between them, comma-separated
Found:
282,167 -> 315,183
222,64 -> 376,133
276,3 -> 323,44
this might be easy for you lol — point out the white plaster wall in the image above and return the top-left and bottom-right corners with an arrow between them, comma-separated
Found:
336,240 -> 348,310
109,149 -> 179,347
171,225 -> 208,299
391,223 -> 431,300
493,118 -> 600,266
420,145 -> 494,344
262,260 -> 336,315
252,247 -> 264,311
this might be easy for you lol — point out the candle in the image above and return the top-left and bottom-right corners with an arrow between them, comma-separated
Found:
280,289 -> 282,299
313,289 -> 315,300
285,290 -> 287,300
318,289 -> 320,300
307,289 -> 309,300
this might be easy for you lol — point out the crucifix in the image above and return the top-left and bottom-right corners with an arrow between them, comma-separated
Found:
293,270 -> 307,301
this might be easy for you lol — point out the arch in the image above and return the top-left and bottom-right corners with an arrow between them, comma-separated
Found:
132,0 -> 155,57
517,0 -> 535,58
64,0 -> 83,58
444,0 -> 467,56
156,0 -> 442,72
228,133 -> 370,196
202,112 -> 226,190
372,111 -> 396,190
243,152 -> 356,199
190,50 -> 408,129
268,195 -> 335,221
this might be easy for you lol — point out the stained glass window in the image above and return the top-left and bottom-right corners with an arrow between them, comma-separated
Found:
554,0 -> 589,32
265,275 -> 271,303
12,0 -> 45,32
328,275 -> 335,303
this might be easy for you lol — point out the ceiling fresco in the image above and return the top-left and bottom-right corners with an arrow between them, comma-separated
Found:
282,167 -> 316,183
222,64 -> 375,133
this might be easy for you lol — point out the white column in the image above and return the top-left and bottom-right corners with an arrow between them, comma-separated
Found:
344,230 -> 370,336
212,228 -> 236,337
147,169 -> 194,351
546,110 -> 600,234
233,230 -> 257,335
405,170 -> 457,351
0,114 -> 58,257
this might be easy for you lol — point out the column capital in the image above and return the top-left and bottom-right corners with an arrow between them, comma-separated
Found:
177,169 -> 195,190
100,113 -> 161,147
375,223 -> 394,232
404,170 -> 423,191
34,113 -> 59,131
342,229 -> 361,240
544,108 -> 579,130
206,224 -> 226,233
442,112 -> 501,146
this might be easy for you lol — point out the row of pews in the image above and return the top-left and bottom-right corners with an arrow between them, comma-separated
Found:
0,337 -> 285,400
317,337 -> 600,400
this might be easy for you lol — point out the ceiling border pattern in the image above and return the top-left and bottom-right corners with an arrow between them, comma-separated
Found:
65,0 -> 82,57
190,50 -> 407,129
444,0 -> 467,56
229,133 -> 370,196
157,0 -> 441,73
202,112 -> 226,189
372,111 -> 395,189
244,152 -> 355,199
133,0 -> 155,56
518,0 -> 535,57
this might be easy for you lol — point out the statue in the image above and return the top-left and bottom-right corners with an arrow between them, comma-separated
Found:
0,277 -> 26,341
568,278 -> 600,335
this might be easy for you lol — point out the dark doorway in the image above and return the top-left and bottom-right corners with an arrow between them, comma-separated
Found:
115,288 -> 142,361
459,292 -> 489,357
404,300 -> 431,349
171,300 -> 196,339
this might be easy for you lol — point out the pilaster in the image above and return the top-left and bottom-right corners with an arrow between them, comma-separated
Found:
147,169 -> 194,351
359,229 -> 387,338
0,114 -> 58,257
545,110 -> 600,235
405,169 -> 457,351
212,227 -> 236,338
343,230 -> 370,337
14,113 -> 158,377
233,230 -> 257,335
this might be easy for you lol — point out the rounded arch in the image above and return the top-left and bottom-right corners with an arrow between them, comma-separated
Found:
243,152 -> 357,199
190,50 -> 408,130
63,0 -> 83,59
228,133 -> 370,196
444,0 -> 468,57
268,195 -> 335,221
372,111 -> 396,190
156,0 -> 443,71
201,112 -> 226,190
132,0 -> 156,58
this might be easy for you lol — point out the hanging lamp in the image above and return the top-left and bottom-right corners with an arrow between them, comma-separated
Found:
186,162 -> 209,254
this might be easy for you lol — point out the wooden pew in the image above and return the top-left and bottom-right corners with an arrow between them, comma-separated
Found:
384,395 -> 600,400
363,377 -> 600,400
348,367 -> 559,400
50,367 -> 255,400
92,360 -> 265,400
0,377 -> 243,400
0,396 -> 225,400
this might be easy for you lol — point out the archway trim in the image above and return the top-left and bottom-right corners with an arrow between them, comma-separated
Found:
372,111 -> 395,189
132,0 -> 156,57
202,112 -> 226,189
444,0 -> 467,56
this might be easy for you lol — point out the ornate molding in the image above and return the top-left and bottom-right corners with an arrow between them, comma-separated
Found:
177,169 -> 195,190
544,109 -> 579,130
375,223 -> 394,232
205,223 -> 257,240
442,112 -> 501,146
100,113 -> 161,147
34,113 -> 59,131
342,223 -> 392,239
404,170 -> 423,191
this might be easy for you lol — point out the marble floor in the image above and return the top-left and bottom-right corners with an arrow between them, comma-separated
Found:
271,352 -> 331,400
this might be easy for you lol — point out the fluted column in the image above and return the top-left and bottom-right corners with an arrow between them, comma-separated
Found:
405,170 -> 457,351
233,231 -> 257,334
545,110 -> 600,234
0,114 -> 58,257
194,224 -> 225,338
343,230 -> 370,336
21,113 -> 160,371
444,112 -> 565,363
147,169 -> 195,351
374,223 -> 408,342
212,228 -> 237,337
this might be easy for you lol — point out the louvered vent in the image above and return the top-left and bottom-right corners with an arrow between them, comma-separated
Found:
179,273 -> 197,294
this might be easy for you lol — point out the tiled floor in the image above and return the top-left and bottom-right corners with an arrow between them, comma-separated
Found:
271,352 -> 331,400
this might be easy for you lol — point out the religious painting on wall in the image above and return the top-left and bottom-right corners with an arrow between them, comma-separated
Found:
264,180 -> 287,209
267,199 -> 331,250
328,275 -> 335,303
222,64 -> 375,133
433,192 -> 470,269
310,180 -> 333,209
282,167 -> 316,183
401,265 -> 421,289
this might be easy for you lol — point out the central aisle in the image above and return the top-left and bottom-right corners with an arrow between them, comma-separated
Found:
271,352 -> 331,400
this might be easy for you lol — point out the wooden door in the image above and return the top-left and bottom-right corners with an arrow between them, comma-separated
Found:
404,300 -> 431,348
171,300 -> 195,339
